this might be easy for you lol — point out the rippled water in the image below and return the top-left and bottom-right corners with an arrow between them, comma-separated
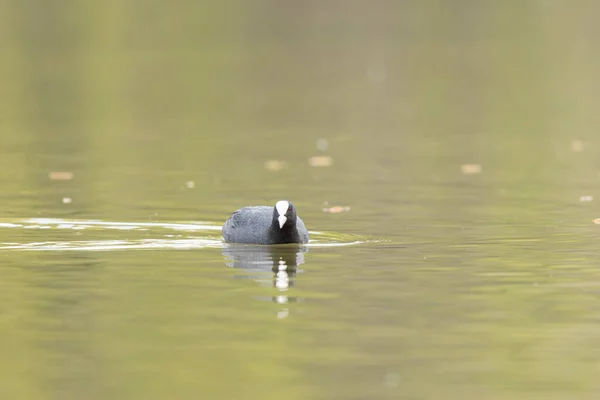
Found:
0,218 -> 368,251
3,1 -> 600,399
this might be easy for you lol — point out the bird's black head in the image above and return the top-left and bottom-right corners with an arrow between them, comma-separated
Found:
273,200 -> 297,229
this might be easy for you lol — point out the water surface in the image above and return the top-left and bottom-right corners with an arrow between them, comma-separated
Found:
2,1 -> 600,399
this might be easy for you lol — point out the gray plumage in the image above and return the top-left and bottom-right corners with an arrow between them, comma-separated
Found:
222,202 -> 309,245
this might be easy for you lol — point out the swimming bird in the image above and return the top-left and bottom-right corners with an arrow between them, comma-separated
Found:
222,200 -> 309,244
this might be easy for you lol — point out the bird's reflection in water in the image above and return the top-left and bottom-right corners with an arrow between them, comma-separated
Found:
222,244 -> 308,310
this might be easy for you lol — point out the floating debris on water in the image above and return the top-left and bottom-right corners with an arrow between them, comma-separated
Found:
593,218 -> 600,225
323,206 -> 350,213
571,140 -> 584,152
580,195 -> 593,202
49,172 -> 74,181
186,181 -> 195,189
461,164 -> 482,175
309,156 -> 333,167
62,197 -> 72,204
264,160 -> 287,171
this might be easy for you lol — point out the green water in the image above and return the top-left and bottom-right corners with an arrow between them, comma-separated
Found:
2,1 -> 600,399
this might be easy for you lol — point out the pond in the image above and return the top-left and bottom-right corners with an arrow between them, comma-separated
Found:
2,1 -> 600,399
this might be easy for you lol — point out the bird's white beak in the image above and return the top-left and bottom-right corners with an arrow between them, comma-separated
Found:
278,215 -> 287,229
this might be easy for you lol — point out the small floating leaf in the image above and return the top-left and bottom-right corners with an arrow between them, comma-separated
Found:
323,206 -> 350,213
571,140 -> 584,152
309,156 -> 333,167
264,160 -> 287,171
49,172 -> 74,181
461,164 -> 482,175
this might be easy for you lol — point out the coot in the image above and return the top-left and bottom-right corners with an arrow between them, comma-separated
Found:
222,200 -> 309,244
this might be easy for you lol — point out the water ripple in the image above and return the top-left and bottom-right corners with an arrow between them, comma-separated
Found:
0,218 -> 372,251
